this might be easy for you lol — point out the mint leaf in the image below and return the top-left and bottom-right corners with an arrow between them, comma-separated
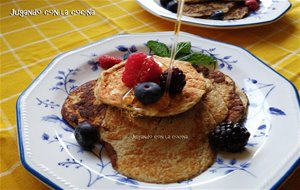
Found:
146,41 -> 216,68
146,40 -> 170,57
176,42 -> 191,55
175,42 -> 191,59
179,52 -> 217,67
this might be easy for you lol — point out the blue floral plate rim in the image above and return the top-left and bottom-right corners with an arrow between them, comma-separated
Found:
16,32 -> 300,190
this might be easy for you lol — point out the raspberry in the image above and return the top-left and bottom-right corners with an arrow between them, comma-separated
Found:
122,52 -> 147,87
245,0 -> 259,11
98,55 -> 122,70
122,52 -> 162,88
139,56 -> 162,84
160,67 -> 186,94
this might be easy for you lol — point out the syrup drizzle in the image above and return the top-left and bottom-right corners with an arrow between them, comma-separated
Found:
122,1 -> 185,109
165,0 -> 185,94
122,88 -> 134,105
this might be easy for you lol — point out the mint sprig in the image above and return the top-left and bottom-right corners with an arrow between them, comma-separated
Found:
179,52 -> 217,68
146,40 -> 217,68
146,40 -> 170,57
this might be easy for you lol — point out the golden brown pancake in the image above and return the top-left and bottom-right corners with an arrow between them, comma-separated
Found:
100,103 -> 217,184
201,79 -> 228,124
183,2 -> 249,20
208,71 -> 247,122
183,2 -> 235,17
223,6 -> 249,20
235,86 -> 249,115
95,55 -> 208,117
61,81 -> 221,183
62,80 -> 218,184
61,80 -> 107,129
197,67 -> 248,122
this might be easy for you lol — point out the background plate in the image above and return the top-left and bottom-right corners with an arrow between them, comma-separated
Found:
17,32 -> 299,189
135,0 -> 291,28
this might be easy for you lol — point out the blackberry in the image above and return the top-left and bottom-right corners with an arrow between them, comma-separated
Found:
209,122 -> 250,153
160,67 -> 186,94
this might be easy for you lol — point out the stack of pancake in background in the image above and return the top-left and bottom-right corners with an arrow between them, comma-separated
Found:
183,0 -> 250,20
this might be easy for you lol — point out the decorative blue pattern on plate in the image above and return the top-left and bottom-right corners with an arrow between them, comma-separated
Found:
209,158 -> 254,177
36,98 -> 59,108
50,68 -> 79,95
42,131 -> 140,188
16,32 -> 300,190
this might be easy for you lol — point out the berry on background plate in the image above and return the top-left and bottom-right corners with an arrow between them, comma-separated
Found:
245,0 -> 260,11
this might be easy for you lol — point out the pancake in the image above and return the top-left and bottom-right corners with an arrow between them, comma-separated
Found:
183,2 -> 249,20
62,80 -> 218,184
100,102 -> 217,184
201,79 -> 228,124
235,86 -> 249,115
61,80 -> 107,129
183,2 -> 235,17
96,55 -> 208,117
197,67 -> 248,122
223,6 -> 249,20
209,71 -> 247,122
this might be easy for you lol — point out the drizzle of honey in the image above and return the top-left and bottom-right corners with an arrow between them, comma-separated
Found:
165,0 -> 185,93
122,88 -> 134,105
122,0 -> 185,111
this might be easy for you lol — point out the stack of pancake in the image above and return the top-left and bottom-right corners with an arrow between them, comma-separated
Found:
61,55 -> 248,183
183,0 -> 250,20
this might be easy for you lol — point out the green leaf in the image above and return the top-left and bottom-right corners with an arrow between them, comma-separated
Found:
176,42 -> 191,55
179,52 -> 217,68
146,40 -> 170,57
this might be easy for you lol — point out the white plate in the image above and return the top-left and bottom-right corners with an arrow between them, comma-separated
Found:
17,32 -> 299,189
135,0 -> 291,28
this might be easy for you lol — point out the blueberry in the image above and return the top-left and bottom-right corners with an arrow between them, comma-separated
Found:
134,82 -> 163,104
166,1 -> 178,13
210,10 -> 224,20
75,122 -> 99,150
160,0 -> 172,8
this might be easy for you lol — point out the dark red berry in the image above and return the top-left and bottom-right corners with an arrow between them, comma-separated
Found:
98,55 -> 122,70
160,67 -> 186,94
138,56 -> 162,85
122,52 -> 147,87
122,52 -> 162,88
245,0 -> 259,11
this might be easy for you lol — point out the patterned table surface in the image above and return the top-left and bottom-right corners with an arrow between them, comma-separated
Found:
0,0 -> 299,189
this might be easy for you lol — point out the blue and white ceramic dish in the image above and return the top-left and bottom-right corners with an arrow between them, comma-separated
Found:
17,32 -> 299,189
135,0 -> 291,28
